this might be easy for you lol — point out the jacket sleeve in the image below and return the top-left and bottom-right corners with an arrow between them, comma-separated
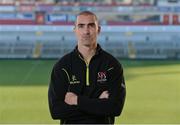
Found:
77,61 -> 126,116
48,63 -> 84,120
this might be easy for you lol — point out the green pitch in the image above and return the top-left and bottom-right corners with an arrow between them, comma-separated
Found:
0,59 -> 180,124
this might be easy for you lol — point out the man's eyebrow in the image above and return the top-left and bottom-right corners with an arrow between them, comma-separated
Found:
77,23 -> 85,26
77,23 -> 95,25
88,23 -> 95,25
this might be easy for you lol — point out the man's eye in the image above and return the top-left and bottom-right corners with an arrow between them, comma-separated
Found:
78,24 -> 84,28
88,23 -> 95,27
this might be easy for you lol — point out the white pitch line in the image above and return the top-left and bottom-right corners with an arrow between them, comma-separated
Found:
19,61 -> 41,86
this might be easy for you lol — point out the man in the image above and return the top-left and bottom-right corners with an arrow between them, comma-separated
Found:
48,11 -> 126,124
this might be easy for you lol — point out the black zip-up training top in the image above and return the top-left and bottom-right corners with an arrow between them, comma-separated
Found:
48,44 -> 126,124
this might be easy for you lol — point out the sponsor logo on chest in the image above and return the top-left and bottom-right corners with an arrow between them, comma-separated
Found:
97,71 -> 107,82
70,75 -> 80,84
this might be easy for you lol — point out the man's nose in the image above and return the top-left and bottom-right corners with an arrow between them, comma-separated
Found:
84,26 -> 90,34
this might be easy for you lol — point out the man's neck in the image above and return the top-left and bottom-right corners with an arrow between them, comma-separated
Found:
78,43 -> 97,64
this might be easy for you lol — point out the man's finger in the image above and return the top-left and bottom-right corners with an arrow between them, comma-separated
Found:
99,91 -> 109,99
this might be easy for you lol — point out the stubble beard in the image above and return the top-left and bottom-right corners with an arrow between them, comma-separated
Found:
81,38 -> 92,47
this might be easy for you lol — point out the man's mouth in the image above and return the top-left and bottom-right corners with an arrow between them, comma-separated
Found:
82,36 -> 90,39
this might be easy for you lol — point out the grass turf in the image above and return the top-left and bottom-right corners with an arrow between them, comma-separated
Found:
0,59 -> 180,124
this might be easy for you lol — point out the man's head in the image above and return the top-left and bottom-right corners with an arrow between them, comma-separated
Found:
74,11 -> 101,47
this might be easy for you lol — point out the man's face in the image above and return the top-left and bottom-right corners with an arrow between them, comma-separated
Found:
74,14 -> 100,47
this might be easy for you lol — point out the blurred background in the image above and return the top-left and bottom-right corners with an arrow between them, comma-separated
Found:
0,0 -> 180,124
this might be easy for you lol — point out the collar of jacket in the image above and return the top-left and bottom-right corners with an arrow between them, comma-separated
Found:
73,44 -> 102,58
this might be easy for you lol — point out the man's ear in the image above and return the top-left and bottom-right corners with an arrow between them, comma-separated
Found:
98,26 -> 101,34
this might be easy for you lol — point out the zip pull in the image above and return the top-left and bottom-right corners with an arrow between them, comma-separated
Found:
86,65 -> 90,86
78,54 -> 90,86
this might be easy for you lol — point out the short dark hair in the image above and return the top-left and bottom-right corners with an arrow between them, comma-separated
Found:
76,11 -> 98,22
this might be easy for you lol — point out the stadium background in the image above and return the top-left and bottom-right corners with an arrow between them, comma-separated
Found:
0,0 -> 180,124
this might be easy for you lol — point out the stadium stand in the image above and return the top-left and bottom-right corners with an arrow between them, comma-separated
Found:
0,0 -> 180,25
0,25 -> 180,59
0,0 -> 180,59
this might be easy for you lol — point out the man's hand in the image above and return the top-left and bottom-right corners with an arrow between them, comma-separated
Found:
99,91 -> 109,99
64,92 -> 78,105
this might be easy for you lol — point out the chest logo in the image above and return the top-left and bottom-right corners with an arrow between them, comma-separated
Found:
70,75 -> 80,84
97,72 -> 107,82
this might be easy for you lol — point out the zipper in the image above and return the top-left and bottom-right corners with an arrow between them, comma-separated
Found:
78,54 -> 90,86
86,63 -> 90,86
